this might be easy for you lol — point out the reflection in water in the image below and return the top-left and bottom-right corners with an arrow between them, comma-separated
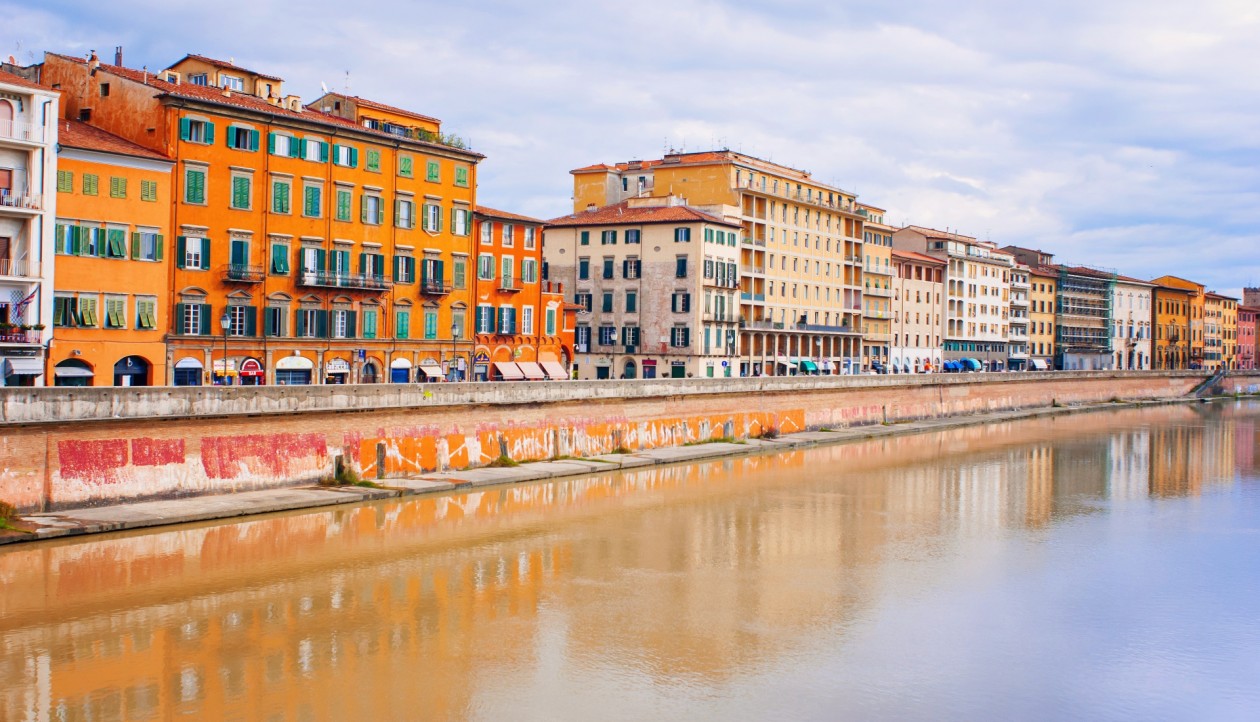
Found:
1,402 -> 1257,721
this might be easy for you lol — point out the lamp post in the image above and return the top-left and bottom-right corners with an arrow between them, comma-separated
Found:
450,320 -> 459,382
219,309 -> 232,386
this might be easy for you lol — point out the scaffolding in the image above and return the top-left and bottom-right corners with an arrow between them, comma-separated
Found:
1055,265 -> 1116,368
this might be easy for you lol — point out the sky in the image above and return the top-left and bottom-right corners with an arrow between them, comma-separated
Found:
6,0 -> 1260,295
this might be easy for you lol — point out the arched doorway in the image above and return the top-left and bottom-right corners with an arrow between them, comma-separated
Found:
54,359 -> 94,387
390,358 -> 412,384
362,361 -> 379,384
275,355 -> 314,385
623,359 -> 637,379
114,356 -> 150,386
173,357 -> 203,386
240,357 -> 265,385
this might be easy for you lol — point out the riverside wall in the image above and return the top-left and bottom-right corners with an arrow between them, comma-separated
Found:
0,371 -> 1253,512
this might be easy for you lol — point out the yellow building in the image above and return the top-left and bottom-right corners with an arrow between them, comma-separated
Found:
860,204 -> 893,372
1152,284 -> 1191,369
1151,276 -> 1205,369
1204,292 -> 1238,371
571,151 -> 867,375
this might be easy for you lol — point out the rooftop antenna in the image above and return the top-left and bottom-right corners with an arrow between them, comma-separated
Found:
320,81 -> 329,94
344,70 -> 351,94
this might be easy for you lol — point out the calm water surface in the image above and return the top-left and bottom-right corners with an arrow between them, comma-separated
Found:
2,402 -> 1259,721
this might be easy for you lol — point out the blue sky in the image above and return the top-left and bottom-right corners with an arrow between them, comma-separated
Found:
7,0 -> 1259,295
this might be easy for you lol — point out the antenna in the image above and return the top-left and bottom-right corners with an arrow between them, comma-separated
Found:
344,70 -> 351,93
321,81 -> 329,94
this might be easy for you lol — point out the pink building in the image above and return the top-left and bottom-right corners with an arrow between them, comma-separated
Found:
1238,306 -> 1257,370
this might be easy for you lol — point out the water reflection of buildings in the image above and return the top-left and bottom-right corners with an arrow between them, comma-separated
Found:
0,403 -> 1253,720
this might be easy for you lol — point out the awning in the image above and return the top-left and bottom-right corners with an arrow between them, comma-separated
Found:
494,361 -> 525,381
963,358 -> 983,371
540,360 -> 569,380
517,361 -> 547,380
944,361 -> 960,371
240,359 -> 265,377
418,364 -> 445,380
799,360 -> 818,372
4,358 -> 43,376
54,365 -> 95,378
775,356 -> 791,366
1031,359 -> 1049,370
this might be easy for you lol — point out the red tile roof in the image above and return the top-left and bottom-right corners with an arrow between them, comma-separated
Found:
332,94 -> 440,125
546,201 -> 739,228
47,53 -> 483,159
891,249 -> 945,265
902,225 -> 977,243
475,206 -> 544,225
1206,291 -> 1238,301
172,54 -> 283,82
1113,273 -> 1154,286
0,68 -> 55,92
56,119 -> 170,161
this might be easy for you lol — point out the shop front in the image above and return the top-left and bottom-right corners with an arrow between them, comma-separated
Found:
390,358 -> 412,384
54,359 -> 95,387
324,358 -> 351,384
240,358 -> 265,385
173,357 -> 203,386
113,356 -> 150,386
275,355 -> 314,385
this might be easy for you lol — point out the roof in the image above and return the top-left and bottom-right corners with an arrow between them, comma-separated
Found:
56,119 -> 171,161
47,53 -> 483,159
476,205 -> 544,225
0,68 -> 55,93
1027,265 -> 1059,277
1058,265 -> 1117,280
891,249 -> 946,265
900,225 -> 977,243
332,94 -> 440,125
1113,273 -> 1155,286
546,201 -> 740,228
171,54 -> 283,82
1206,292 -> 1239,301
569,150 -> 851,192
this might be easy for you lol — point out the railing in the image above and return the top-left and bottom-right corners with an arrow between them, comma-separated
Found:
740,292 -> 766,302
865,309 -> 891,320
740,264 -> 766,275
741,237 -> 766,247
220,264 -> 265,283
542,280 -> 565,294
864,332 -> 892,342
0,259 -> 39,277
420,279 -> 452,295
498,275 -> 521,292
297,271 -> 390,291
796,322 -> 857,334
864,286 -> 893,297
733,181 -> 862,215
0,119 -> 46,143
740,319 -> 783,330
0,191 -> 43,211
0,329 -> 40,344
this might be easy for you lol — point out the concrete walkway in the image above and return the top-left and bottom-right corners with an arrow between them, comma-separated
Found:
0,397 -> 1199,546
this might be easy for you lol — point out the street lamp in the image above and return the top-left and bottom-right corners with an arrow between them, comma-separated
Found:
450,320 -> 459,382
219,309 -> 232,386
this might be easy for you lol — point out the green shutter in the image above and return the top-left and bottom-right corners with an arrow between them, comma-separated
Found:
231,239 -> 248,266
346,311 -> 357,338
267,132 -> 276,154
179,118 -> 191,141
203,122 -> 215,145
320,141 -> 329,162
198,304 -> 212,335
580,231 -> 589,246
244,307 -> 257,336
350,147 -> 359,168
295,309 -> 306,337
155,235 -> 164,261
290,136 -> 303,158
316,310 -> 329,338
176,236 -> 187,269
393,256 -> 402,282
131,232 -> 141,259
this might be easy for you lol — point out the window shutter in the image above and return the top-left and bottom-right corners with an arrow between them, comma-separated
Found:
204,122 -> 215,145
315,249 -> 327,272
176,236 -> 187,269
580,231 -> 589,246
434,260 -> 444,284
244,306 -> 258,336
131,232 -> 141,259
155,235 -> 164,261
373,254 -> 385,280
172,303 -> 185,333
320,141 -> 329,162
683,294 -> 691,312
198,304 -> 212,335
201,241 -> 211,270
264,308 -> 277,337
290,137 -> 302,158
267,132 -> 277,154
249,129 -> 260,151
350,147 -> 359,167
295,310 -> 307,337
179,118 -> 191,141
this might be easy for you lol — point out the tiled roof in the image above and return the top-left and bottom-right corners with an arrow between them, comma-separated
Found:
0,68 -> 55,92
1206,291 -> 1238,301
56,119 -> 171,161
173,54 -> 283,82
1113,273 -> 1154,286
341,94 -> 440,125
1058,265 -> 1117,279
902,225 -> 977,243
47,53 -> 483,159
475,206 -> 544,225
891,249 -> 946,265
546,201 -> 739,228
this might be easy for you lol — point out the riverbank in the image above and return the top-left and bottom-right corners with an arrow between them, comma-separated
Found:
0,394 -> 1221,546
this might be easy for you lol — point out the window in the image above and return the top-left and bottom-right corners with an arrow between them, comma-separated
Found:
545,308 -> 557,335
580,231 -> 590,246
426,160 -> 440,183
575,325 -> 591,350
296,308 -> 325,338
53,296 -> 78,327
395,198 -> 415,229
269,133 -> 294,157
676,257 -> 688,278
335,188 -> 352,221
179,301 -> 208,335
626,291 -> 637,314
502,224 -> 515,247
671,326 -> 691,348
521,259 -> 537,283
184,167 -> 207,204
82,174 -> 99,196
399,155 -> 414,178
332,309 -> 355,339
497,306 -> 517,334
136,298 -> 157,330
674,227 -> 691,243
103,228 -> 127,258
272,179 -> 291,214
270,242 -> 290,274
480,221 -> 493,245
600,230 -> 616,245
362,309 -> 378,339
578,257 -> 590,280
501,256 -> 514,286
106,176 -> 127,199
226,126 -> 259,151
56,170 -> 73,193
478,254 -> 495,280
366,149 -> 381,172
671,292 -> 691,313
179,118 -> 214,145
220,74 -> 245,92
599,325 -> 616,346
453,258 -> 467,289
178,236 -> 210,270
393,255 -> 416,284
624,258 -> 641,279
231,175 -> 252,210
187,73 -> 208,86
602,292 -> 614,313
625,229 -> 640,244
451,208 -> 470,236
303,138 -> 328,162
621,325 -> 640,348
455,166 -> 469,187
333,144 -> 358,168
265,306 -> 288,337
423,307 -> 439,339
362,194 -> 384,225
476,305 -> 494,334
226,304 -> 255,336
602,257 -> 614,280
78,296 -> 98,327
524,227 -> 537,249
423,203 -> 442,232
132,231 -> 162,261
574,293 -> 592,313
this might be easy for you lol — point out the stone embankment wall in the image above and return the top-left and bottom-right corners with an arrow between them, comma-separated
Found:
0,371 -> 1247,512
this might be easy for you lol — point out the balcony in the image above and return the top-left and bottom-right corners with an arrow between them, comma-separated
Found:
0,259 -> 39,278
864,286 -> 893,297
865,309 -> 891,320
0,119 -> 47,145
740,319 -> 783,330
740,292 -> 766,302
741,237 -> 766,248
741,264 -> 766,276
796,322 -> 858,335
220,264 -> 265,283
864,331 -> 892,342
297,271 -> 390,291
0,329 -> 40,344
420,279 -> 453,295
733,181 -> 863,217
498,275 -> 522,293
0,191 -> 44,213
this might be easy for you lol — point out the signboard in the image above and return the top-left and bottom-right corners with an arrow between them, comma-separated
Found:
326,358 -> 351,373
357,349 -> 366,361
474,352 -> 490,363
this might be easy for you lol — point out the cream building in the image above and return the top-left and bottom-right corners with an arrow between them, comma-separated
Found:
1007,264 -> 1031,370
543,196 -> 741,380
894,226 -> 1012,371
1111,276 -> 1153,370
890,249 -> 944,373
860,205 -> 893,372
571,151 -> 868,376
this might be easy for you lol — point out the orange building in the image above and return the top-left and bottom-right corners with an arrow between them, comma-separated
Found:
471,206 -> 573,381
1152,284 -> 1192,370
49,120 -> 173,385
1151,275 -> 1205,369
42,52 -> 482,385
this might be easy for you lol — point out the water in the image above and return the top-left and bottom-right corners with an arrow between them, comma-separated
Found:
2,402 -> 1259,721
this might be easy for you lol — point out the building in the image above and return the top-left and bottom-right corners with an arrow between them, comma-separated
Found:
570,150 -> 867,376
896,226 -> 1012,371
49,119 -> 173,386
471,206 -> 573,382
1027,263 -> 1057,370
543,196 -> 742,379
860,205 -> 893,372
0,69 -> 58,386
1237,306 -> 1257,371
890,249 -> 944,373
1110,275 -> 1154,370
1004,247 -> 1115,371
1152,284 -> 1192,369
1203,292 -> 1237,370
1007,264 -> 1031,370
1151,276 -> 1206,369
43,51 -> 483,385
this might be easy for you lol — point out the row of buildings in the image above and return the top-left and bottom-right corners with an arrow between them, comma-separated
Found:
1,50 -> 1255,386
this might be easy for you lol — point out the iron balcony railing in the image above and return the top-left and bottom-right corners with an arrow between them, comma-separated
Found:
420,279 -> 453,295
298,271 -> 390,291
0,119 -> 46,143
0,191 -> 43,211
0,259 -> 39,277
221,264 -> 265,283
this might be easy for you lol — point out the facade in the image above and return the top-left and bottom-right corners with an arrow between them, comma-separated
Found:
1203,293 -> 1237,370
543,197 -> 742,380
860,205 -> 893,372
471,206 -> 573,381
1110,275 -> 1154,370
1237,306 -> 1257,371
890,249 -> 944,373
1151,276 -> 1206,368
50,120 -> 173,386
1027,264 -> 1057,370
1052,266 -> 1115,371
571,150 -> 867,376
896,226 -> 1011,371
43,52 -> 482,386
1007,264 -> 1031,370
1152,284 -> 1192,369
0,69 -> 58,386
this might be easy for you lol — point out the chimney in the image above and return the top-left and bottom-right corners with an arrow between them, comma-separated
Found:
585,204 -> 597,212
88,50 -> 99,72
114,46 -> 123,66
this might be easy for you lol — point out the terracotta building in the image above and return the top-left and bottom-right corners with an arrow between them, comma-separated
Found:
1237,305 -> 1257,371
890,249 -> 944,373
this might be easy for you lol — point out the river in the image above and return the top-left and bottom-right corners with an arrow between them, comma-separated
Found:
2,401 -> 1258,721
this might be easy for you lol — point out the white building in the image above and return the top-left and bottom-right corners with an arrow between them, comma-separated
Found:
1007,264 -> 1031,370
0,70 -> 58,386
1111,275 -> 1154,370
890,249 -> 944,373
